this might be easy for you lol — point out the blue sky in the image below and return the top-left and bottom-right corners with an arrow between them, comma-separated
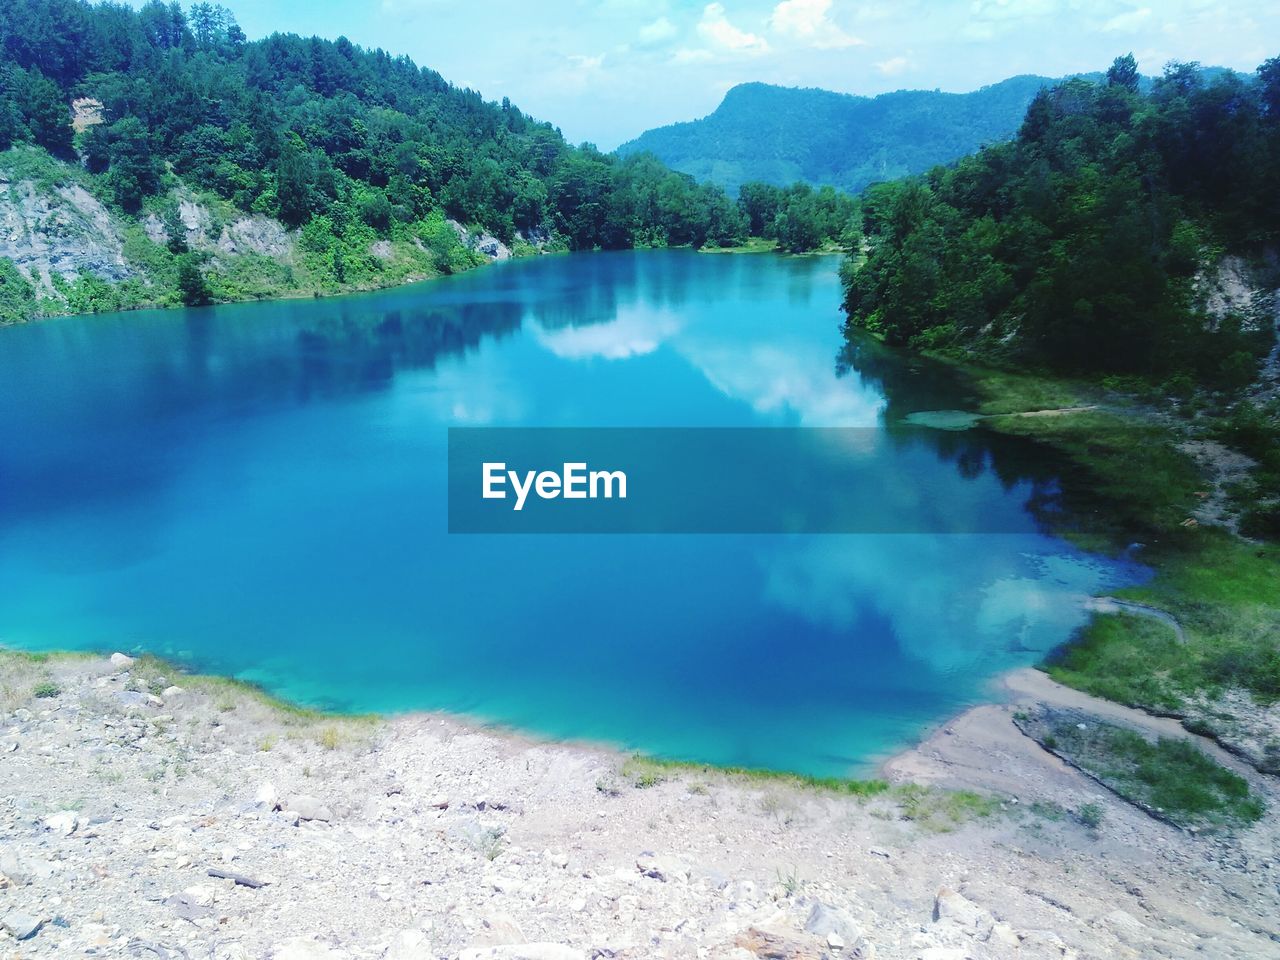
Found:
195,0 -> 1278,148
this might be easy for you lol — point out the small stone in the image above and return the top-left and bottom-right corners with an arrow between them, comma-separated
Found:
271,938 -> 348,960
429,794 -> 450,809
990,922 -> 1020,946
827,931 -> 845,950
636,853 -> 688,882
0,853 -> 32,887
933,886 -> 992,935
109,652 -> 135,669
1,911 -> 42,941
162,685 -> 185,698
286,795 -> 333,823
44,810 -> 80,836
543,849 -> 569,869
458,947 -> 585,960
385,929 -> 431,960
183,884 -> 217,907
804,902 -> 862,947
255,782 -> 279,808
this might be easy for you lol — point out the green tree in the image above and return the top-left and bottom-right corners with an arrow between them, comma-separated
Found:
1106,53 -> 1140,93
176,253 -> 211,306
275,137 -> 315,228
19,69 -> 72,156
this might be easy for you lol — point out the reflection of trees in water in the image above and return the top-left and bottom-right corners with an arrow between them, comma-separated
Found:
291,301 -> 523,401
836,332 -> 1087,535
0,295 -> 527,520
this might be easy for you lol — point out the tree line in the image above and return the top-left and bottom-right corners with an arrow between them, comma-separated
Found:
841,54 -> 1280,388
0,0 -> 856,267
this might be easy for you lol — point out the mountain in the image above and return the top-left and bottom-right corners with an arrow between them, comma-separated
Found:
618,77 -> 1068,195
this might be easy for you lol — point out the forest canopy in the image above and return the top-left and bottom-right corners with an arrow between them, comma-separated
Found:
841,54 -> 1280,386
0,0 -> 861,257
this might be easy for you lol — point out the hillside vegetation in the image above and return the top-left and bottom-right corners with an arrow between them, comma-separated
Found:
617,77 -> 1059,196
0,0 -> 869,320
839,55 -> 1280,768
842,56 -> 1278,380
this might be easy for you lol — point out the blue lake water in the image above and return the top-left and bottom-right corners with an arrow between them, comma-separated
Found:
0,250 -> 1139,776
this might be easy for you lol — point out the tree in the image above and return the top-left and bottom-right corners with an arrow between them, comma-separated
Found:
176,253 -> 211,306
99,117 -> 162,211
1106,53 -> 1140,93
0,257 -> 37,324
19,69 -> 72,156
275,137 -> 315,227
737,182 -> 781,236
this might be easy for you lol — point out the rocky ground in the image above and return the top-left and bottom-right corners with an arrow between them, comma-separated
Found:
1,653 -> 1278,960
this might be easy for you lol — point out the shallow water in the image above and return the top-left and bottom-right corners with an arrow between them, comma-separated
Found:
0,250 -> 1139,776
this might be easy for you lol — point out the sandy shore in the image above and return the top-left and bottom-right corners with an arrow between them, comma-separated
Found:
1,652 -> 1278,960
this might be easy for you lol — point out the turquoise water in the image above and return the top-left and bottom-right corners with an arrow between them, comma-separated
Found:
0,250 -> 1137,776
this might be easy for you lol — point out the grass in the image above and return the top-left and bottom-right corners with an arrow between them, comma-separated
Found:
613,753 -> 996,832
1049,532 -> 1280,719
1077,802 -> 1104,829
948,364 -> 1280,766
893,784 -> 1003,832
32,679 -> 61,699
1023,712 -> 1264,829
616,753 -> 893,797
699,237 -> 778,254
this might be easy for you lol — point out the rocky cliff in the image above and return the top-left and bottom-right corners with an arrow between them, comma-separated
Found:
0,148 -> 527,324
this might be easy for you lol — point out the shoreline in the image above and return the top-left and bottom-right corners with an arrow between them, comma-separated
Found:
880,665 -> 1269,794
3,648 -> 1278,958
2,641 -> 1260,800
1,244 -> 831,329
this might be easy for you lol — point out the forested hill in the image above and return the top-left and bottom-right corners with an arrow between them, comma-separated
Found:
0,0 -> 754,248
842,55 -> 1279,383
0,0 -> 770,320
616,77 -> 1060,196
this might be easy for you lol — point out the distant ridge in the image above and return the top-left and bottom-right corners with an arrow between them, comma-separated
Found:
617,76 -> 1068,195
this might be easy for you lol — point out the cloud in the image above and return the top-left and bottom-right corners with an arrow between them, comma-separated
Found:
962,0 -> 1060,40
566,53 -> 605,73
1102,6 -> 1152,32
533,310 -> 681,361
875,55 -> 911,76
638,16 -> 677,45
672,47 -> 716,65
697,3 -> 770,54
768,0 -> 864,49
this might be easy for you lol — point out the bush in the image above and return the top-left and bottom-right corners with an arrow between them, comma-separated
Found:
1076,802 -> 1104,828
0,257 -> 36,324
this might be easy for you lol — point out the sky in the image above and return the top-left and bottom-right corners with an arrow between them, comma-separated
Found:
189,0 -> 1279,149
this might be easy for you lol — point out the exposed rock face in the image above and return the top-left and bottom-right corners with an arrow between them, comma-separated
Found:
70,98 -> 104,134
448,218 -> 511,260
216,215 -> 292,257
141,199 -> 294,259
0,176 -> 136,294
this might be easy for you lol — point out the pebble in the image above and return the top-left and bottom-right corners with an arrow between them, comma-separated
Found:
44,810 -> 80,836
286,795 -> 333,823
1,910 -> 43,941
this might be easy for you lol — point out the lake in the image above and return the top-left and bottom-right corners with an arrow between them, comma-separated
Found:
0,250 -> 1138,776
